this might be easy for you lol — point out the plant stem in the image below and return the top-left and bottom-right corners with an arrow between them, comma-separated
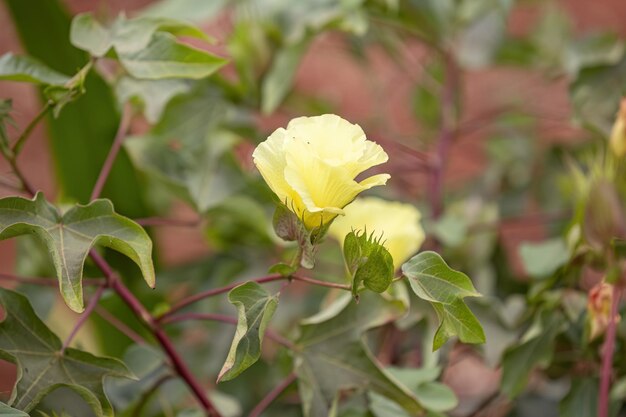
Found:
61,284 -> 106,353
11,102 -> 51,156
94,304 -> 148,345
158,275 -> 286,320
90,250 -> 223,417
248,372 -> 297,417
429,52 -> 459,220
8,158 -> 35,195
161,312 -> 298,351
90,105 -> 132,201
598,284 -> 622,417
291,275 -> 352,291
158,274 -> 351,321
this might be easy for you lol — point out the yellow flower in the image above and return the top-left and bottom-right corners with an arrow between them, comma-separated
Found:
610,98 -> 626,158
329,197 -> 425,270
252,114 -> 390,229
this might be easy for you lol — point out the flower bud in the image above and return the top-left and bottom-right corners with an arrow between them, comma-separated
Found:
329,197 -> 425,270
583,179 -> 626,252
587,282 -> 620,340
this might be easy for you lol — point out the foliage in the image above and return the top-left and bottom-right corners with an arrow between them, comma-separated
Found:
0,0 -> 625,416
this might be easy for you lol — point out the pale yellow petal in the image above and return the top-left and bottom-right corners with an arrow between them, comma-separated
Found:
252,128 -> 292,201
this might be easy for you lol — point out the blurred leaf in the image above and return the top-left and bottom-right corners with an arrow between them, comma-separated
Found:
570,55 -> 626,135
0,402 -> 28,417
0,53 -> 71,85
217,282 -> 279,382
369,366 -> 457,415
106,345 -> 169,414
6,0 -> 148,217
70,13 -> 210,57
454,1 -> 511,69
564,33 -> 624,77
114,76 -> 190,123
501,311 -> 563,398
402,251 -> 485,350
124,83 -> 244,213
204,195 -> 273,250
559,378 -> 598,417
139,0 -> 228,22
0,288 -> 133,416
519,238 -> 569,279
432,213 -> 467,247
0,193 -> 154,312
261,40 -> 308,114
530,4 -> 572,74
295,292 -> 420,417
118,33 -> 227,80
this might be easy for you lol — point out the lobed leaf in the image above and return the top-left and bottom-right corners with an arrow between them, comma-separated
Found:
0,288 -> 133,416
217,282 -> 279,382
295,292 -> 421,417
0,193 -> 155,312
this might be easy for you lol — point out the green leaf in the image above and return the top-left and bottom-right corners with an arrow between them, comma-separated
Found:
295,292 -> 421,417
0,53 -> 71,85
5,0 -> 149,218
0,402 -> 28,417
124,83 -> 243,213
261,40 -> 308,114
114,76 -> 190,123
369,366 -> 457,415
402,251 -> 485,350
559,378 -> 598,417
139,0 -> 228,22
0,193 -> 155,312
519,238 -> 569,279
0,288 -> 133,416
570,56 -> 626,135
70,12 -> 211,57
500,311 -> 562,398
118,32 -> 227,80
217,282 -> 279,382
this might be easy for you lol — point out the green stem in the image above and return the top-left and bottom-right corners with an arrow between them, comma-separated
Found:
11,102 -> 51,156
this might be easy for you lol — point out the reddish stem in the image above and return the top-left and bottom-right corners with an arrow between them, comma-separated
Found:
90,250 -> 223,417
598,285 -> 622,417
94,304 -> 147,345
90,105 -> 132,201
248,372 -> 297,417
429,53 -> 459,220
62,284 -> 106,352
157,274 -> 286,320
157,274 -> 351,321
